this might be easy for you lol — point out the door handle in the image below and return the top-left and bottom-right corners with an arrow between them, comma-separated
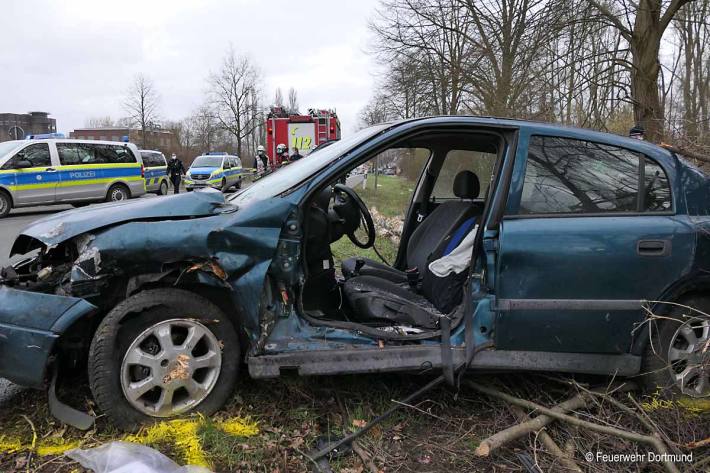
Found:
637,239 -> 671,256
45,168 -> 57,172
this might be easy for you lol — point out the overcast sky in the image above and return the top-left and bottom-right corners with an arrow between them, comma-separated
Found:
0,0 -> 380,137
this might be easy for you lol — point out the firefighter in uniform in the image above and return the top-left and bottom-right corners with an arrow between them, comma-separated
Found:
256,145 -> 269,172
276,143 -> 289,166
167,153 -> 186,194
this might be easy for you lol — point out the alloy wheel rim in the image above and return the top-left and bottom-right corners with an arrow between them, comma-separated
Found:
112,189 -> 126,201
668,316 -> 710,397
121,318 -> 222,417
0,196 -> 7,214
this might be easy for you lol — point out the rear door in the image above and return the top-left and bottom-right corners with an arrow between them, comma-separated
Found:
494,133 -> 694,354
56,142 -> 101,201
8,142 -> 56,205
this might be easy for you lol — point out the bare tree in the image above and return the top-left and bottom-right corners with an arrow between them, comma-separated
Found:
209,47 -> 262,158
85,116 -> 116,128
287,87 -> 300,114
273,87 -> 284,108
188,105 -> 219,154
124,74 -> 160,148
586,0 -> 693,141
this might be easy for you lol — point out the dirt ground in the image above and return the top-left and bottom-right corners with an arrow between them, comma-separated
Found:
0,371 -> 707,473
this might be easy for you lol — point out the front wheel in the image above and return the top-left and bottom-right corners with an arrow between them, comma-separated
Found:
220,178 -> 229,193
88,289 -> 240,430
641,296 -> 710,398
0,191 -> 12,218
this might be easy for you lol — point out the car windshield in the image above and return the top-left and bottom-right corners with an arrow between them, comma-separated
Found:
191,156 -> 223,168
0,140 -> 23,158
230,124 -> 390,206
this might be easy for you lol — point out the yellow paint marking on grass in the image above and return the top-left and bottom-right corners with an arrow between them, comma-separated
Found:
642,396 -> 710,414
125,417 -> 258,468
36,441 -> 83,456
0,416 -> 258,466
0,436 -> 23,454
219,417 -> 259,437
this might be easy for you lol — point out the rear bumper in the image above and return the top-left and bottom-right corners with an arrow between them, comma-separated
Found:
127,180 -> 147,197
0,286 -> 97,388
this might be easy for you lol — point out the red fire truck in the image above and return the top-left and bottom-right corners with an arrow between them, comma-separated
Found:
265,107 -> 341,167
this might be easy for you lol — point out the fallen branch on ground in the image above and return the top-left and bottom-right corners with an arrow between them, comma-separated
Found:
465,381 -> 680,473
509,405 -> 582,472
474,381 -> 635,457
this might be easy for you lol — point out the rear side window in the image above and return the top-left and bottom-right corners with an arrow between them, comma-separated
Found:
1,143 -> 51,169
58,143 -> 96,165
519,136 -> 671,214
432,149 -> 497,200
95,144 -> 136,164
141,152 -> 164,167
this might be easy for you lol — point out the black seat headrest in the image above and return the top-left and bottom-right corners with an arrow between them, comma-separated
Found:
453,170 -> 480,199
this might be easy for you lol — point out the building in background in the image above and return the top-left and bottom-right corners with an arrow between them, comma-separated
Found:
70,127 -> 178,156
0,112 -> 57,142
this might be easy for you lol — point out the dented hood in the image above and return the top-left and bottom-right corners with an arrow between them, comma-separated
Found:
11,189 -> 230,256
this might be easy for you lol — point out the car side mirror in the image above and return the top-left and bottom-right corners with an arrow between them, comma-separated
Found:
15,159 -> 32,169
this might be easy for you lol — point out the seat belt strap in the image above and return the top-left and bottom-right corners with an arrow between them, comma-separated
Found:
440,316 -> 454,385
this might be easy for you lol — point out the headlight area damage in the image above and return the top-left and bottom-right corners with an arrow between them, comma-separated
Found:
0,189 -> 294,428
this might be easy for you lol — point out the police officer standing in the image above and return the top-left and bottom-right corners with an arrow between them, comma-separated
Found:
167,153 -> 186,194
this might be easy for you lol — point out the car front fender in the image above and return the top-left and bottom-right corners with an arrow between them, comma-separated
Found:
0,286 -> 97,388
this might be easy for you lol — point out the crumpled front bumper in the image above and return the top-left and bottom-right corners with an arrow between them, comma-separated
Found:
0,286 -> 97,388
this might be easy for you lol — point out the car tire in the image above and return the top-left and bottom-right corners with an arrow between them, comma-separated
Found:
157,180 -> 168,196
88,288 -> 240,431
220,178 -> 229,193
106,184 -> 130,202
235,178 -> 242,190
640,295 -> 710,398
0,190 -> 12,218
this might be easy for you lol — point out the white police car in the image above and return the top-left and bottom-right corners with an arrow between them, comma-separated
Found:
0,137 -> 146,217
184,152 -> 242,192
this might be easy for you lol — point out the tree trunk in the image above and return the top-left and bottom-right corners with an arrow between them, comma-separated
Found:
630,0 -> 666,142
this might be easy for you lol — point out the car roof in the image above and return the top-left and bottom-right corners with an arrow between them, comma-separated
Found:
390,116 -> 675,160
21,138 -> 138,147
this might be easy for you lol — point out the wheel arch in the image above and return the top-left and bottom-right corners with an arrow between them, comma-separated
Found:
105,180 -> 133,197
124,273 -> 251,355
631,275 -> 710,355
0,185 -> 14,205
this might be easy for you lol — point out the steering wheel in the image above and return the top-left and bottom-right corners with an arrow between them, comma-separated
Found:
333,183 -> 376,249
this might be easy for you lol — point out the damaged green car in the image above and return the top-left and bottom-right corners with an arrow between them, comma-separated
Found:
1,117 -> 709,430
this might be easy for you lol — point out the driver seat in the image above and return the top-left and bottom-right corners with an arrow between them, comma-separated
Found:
342,170 -> 481,283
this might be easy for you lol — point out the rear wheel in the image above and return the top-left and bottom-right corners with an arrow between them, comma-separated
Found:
106,184 -> 130,202
157,180 -> 168,196
235,178 -> 242,190
641,295 -> 710,398
0,190 -> 12,218
88,288 -> 240,430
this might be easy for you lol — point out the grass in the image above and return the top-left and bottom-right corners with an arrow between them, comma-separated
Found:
332,174 -> 415,268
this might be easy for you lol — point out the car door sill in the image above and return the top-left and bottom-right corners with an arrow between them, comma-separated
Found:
247,346 -> 640,379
